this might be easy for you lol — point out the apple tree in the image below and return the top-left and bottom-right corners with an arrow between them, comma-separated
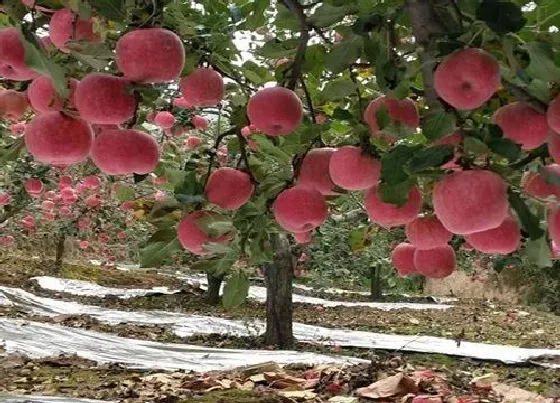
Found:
2,0 -> 560,347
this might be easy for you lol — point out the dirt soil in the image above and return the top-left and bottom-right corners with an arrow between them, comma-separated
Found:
1,257 -> 559,401
1,346 -> 556,402
0,255 -> 183,288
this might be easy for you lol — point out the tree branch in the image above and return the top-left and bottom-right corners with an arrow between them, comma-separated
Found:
405,0 -> 446,107
202,127 -> 237,186
282,0 -> 310,90
300,78 -> 316,123
236,133 -> 257,183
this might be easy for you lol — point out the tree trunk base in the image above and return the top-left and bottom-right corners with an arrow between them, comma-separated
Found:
206,273 -> 223,305
264,233 -> 294,349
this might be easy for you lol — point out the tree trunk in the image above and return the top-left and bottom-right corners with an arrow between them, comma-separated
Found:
405,0 -> 446,106
370,265 -> 383,301
206,272 -> 224,305
264,233 -> 294,349
54,232 -> 65,273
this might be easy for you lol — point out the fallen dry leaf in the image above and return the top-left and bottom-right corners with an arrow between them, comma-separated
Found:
249,373 -> 266,383
182,377 -> 222,391
492,383 -> 554,403
357,373 -> 418,399
328,397 -> 358,403
265,371 -> 307,389
410,395 -> 443,403
277,390 -> 317,400
470,373 -> 498,390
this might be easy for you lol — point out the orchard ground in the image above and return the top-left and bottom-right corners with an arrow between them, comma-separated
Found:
0,257 -> 559,402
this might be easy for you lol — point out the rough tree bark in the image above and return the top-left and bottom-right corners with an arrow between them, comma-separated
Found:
405,0 -> 447,106
264,233 -> 294,348
54,232 -> 66,273
206,272 -> 224,305
370,265 -> 383,301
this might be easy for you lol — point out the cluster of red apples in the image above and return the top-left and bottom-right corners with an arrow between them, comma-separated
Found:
180,48 -> 560,280
3,5 -> 560,280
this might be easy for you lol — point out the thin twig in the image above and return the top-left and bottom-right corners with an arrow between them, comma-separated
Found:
202,128 -> 237,186
310,24 -> 332,44
349,69 -> 363,116
236,133 -> 257,183
450,0 -> 464,31
282,0 -> 310,90
300,78 -> 316,123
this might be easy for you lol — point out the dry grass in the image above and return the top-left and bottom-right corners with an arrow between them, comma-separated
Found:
425,270 -> 526,303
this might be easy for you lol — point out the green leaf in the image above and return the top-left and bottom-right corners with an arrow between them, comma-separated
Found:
381,145 -> 422,185
198,216 -> 234,238
175,171 -> 204,200
463,136 -> 490,155
3,0 -> 26,22
349,225 -> 370,252
378,180 -> 415,206
325,36 -> 363,74
89,0 -> 125,20
253,135 -> 292,162
423,109 -> 456,141
322,77 -> 357,101
191,246 -> 239,276
375,104 -> 391,130
140,238 -> 182,268
309,4 -> 357,27
244,0 -> 268,30
204,242 -> 233,254
526,236 -> 552,268
493,255 -> 522,273
524,42 -> 560,83
407,145 -> 454,173
18,28 -> 68,98
352,14 -> 383,34
66,0 -> 93,18
147,228 -> 177,243
165,169 -> 187,186
242,61 -> 273,85
115,184 -> 135,201
487,138 -> 521,161
508,189 -> 544,240
258,39 -> 298,59
476,0 -> 526,34
222,271 -> 250,308
0,139 -> 24,164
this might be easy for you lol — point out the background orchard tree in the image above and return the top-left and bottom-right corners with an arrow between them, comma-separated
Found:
2,0 -> 560,348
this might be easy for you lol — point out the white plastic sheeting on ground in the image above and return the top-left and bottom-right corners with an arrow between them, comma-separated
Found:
32,277 -> 176,299
0,292 -> 12,307
0,318 -> 364,372
35,275 -> 452,311
0,396 -> 113,403
1,286 -> 559,368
